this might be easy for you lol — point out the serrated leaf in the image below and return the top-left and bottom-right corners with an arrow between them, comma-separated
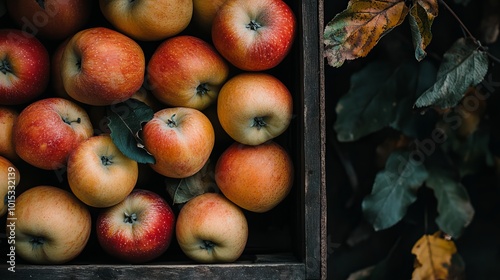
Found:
409,0 -> 438,61
334,60 -> 437,142
107,99 -> 155,164
165,160 -> 218,204
415,38 -> 489,109
411,232 -> 457,280
324,0 -> 409,67
362,149 -> 429,231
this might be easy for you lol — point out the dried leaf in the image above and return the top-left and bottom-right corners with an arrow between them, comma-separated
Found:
411,232 -> 457,280
165,160 -> 218,204
324,0 -> 409,67
362,149 -> 428,231
414,38 -> 489,109
409,0 -> 438,61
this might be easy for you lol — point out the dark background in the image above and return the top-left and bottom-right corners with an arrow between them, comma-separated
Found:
324,0 -> 500,279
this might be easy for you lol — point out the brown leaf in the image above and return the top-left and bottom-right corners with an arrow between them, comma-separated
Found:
324,0 -> 409,67
411,231 -> 457,280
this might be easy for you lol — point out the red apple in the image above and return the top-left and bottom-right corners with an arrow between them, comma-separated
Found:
146,35 -> 230,110
142,107 -> 215,178
61,27 -> 145,106
176,192 -> 248,263
211,0 -> 296,71
215,141 -> 294,213
67,135 -> 139,208
96,189 -> 176,263
13,97 -> 93,170
50,38 -> 71,99
217,72 -> 293,145
0,28 -> 50,105
12,185 -> 92,264
99,0 -> 193,41
6,0 -> 92,40
0,106 -> 19,161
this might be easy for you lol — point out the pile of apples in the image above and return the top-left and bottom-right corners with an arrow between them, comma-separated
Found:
0,0 -> 297,265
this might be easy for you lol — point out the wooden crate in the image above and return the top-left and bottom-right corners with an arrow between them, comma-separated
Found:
0,0 -> 326,279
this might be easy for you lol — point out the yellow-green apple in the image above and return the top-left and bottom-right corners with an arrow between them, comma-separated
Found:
176,192 -> 248,263
0,156 -> 20,217
96,189 -> 176,263
0,106 -> 18,160
61,27 -> 145,106
142,107 -> 215,178
11,185 -> 91,264
215,141 -> 294,213
0,28 -> 50,105
13,97 -> 93,170
146,35 -> 230,110
211,0 -> 296,71
99,0 -> 193,41
67,135 -> 139,208
217,72 -> 293,145
192,0 -> 228,34
6,0 -> 92,40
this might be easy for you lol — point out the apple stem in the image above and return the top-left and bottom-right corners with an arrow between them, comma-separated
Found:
200,240 -> 216,253
62,117 -> 82,125
167,114 -> 177,128
196,83 -> 210,96
124,212 -> 138,224
246,20 -> 262,31
0,59 -> 12,75
252,117 -> 267,129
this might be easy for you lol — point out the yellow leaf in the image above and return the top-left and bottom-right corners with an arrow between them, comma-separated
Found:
324,0 -> 409,67
411,231 -> 457,280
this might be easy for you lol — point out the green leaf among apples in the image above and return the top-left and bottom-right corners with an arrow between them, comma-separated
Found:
107,98 -> 155,164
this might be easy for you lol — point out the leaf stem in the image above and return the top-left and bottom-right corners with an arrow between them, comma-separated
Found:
439,0 -> 478,45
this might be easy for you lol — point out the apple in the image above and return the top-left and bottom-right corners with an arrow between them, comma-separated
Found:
211,0 -> 296,71
13,97 -> 93,170
0,28 -> 50,105
50,38 -> 71,99
0,156 -> 20,217
96,189 -> 176,263
176,192 -> 248,263
215,141 -> 294,213
192,0 -> 228,34
217,72 -> 293,146
146,35 -> 230,110
0,106 -> 18,161
99,0 -> 193,41
175,192 -> 248,263
67,135 -> 139,208
6,0 -> 92,40
61,27 -> 146,106
12,185 -> 92,264
142,107 -> 215,179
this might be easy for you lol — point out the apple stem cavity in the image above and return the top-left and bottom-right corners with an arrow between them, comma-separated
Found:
246,20 -> 263,31
0,59 -> 12,75
124,212 -> 138,224
30,236 -> 45,248
196,83 -> 210,96
101,155 -> 114,166
252,117 -> 267,129
200,240 -> 216,253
